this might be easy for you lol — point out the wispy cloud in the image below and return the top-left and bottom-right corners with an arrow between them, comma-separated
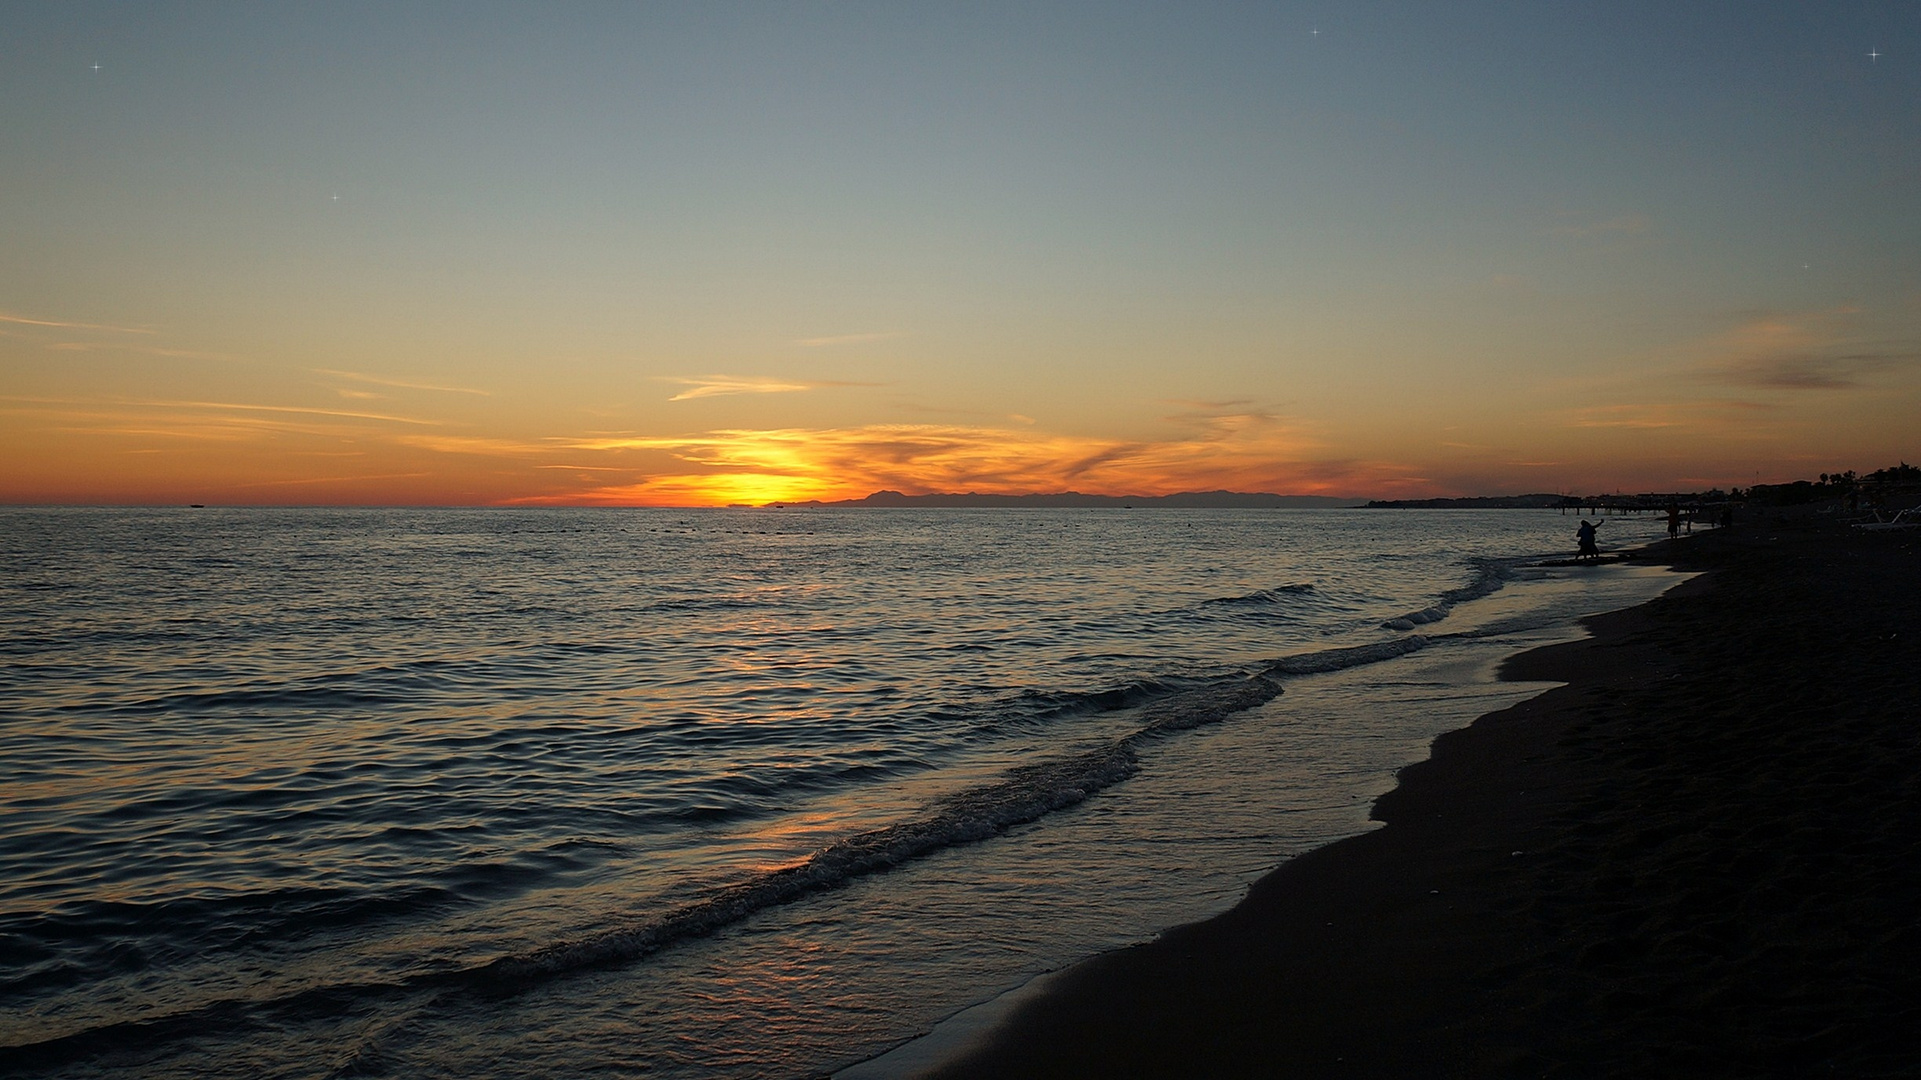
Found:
0,312 -> 156,334
540,412 -> 1353,506
1689,308 -> 1913,391
660,375 -> 878,401
1159,403 -> 1283,432
154,400 -> 444,425
1,394 -> 443,432
1166,398 -> 1255,410
1709,353 -> 1903,390
794,332 -> 902,348
392,434 -> 555,455
316,369 -> 491,396
47,342 -> 235,362
1564,399 -> 1777,430
238,472 -> 433,488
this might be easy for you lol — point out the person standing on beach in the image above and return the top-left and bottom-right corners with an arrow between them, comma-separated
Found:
1576,518 -> 1603,562
1666,504 -> 1682,540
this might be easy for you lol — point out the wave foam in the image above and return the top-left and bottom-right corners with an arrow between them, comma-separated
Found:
1380,557 -> 1518,631
1264,636 -> 1430,675
473,676 -> 1283,989
3,636 -> 1441,1065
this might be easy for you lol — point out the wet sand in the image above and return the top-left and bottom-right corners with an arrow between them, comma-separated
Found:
922,522 -> 1921,1078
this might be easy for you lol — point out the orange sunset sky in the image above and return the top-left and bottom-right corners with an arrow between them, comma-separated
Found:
4,4 -> 1917,506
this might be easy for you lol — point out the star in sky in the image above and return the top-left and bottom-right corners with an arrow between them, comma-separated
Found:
91,63 -> 100,72
1868,49 -> 1881,62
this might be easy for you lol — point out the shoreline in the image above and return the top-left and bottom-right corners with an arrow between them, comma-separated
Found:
895,523 -> 1921,1077
838,555 -> 1687,1080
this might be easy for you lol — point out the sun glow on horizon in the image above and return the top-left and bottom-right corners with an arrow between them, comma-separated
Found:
493,419 -> 1354,506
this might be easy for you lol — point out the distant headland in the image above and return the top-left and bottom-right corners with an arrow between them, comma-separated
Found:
1362,494 -> 1571,509
751,466 -> 1921,512
765,490 -> 1364,509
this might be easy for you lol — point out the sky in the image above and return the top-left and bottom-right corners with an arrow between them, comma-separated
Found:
3,2 -> 1917,505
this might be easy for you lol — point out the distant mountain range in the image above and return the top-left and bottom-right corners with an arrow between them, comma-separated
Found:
1362,494 -> 1569,509
768,490 -> 1365,508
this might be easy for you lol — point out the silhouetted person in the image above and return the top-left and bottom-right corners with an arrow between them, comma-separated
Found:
1721,507 -> 1734,529
1576,518 -> 1603,562
1666,503 -> 1682,540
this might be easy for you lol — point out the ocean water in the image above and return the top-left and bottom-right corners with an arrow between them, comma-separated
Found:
0,507 -> 1679,1078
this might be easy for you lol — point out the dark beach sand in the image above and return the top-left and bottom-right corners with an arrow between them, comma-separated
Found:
924,522 -> 1921,1078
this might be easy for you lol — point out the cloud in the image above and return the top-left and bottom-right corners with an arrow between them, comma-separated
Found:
1159,396 -> 1282,430
541,413 -> 1355,505
0,395 -> 446,446
316,369 -> 491,396
660,375 -> 878,401
2,311 -> 251,368
1708,354 -> 1901,390
1689,308 -> 1913,391
1563,399 -> 1777,431
392,434 -> 555,455
237,472 -> 432,488
47,342 -> 236,362
155,400 -> 443,425
794,332 -> 902,348
0,312 -> 156,334
1166,398 -> 1255,410
0,393 -> 442,425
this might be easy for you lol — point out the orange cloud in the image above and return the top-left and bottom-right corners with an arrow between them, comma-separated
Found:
147,399 -> 444,426
316,369 -> 492,396
238,471 -> 434,488
660,375 -> 880,401
531,414 -> 1358,505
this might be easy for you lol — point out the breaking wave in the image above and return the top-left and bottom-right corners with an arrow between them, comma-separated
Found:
2,628 -> 1451,1069
1380,557 -> 1519,630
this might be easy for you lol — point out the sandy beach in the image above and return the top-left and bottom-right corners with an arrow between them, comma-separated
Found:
922,520 -> 1921,1078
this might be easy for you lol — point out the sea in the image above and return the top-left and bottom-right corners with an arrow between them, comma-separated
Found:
0,506 -> 1680,1079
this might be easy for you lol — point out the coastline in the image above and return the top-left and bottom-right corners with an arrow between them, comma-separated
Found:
900,522 -> 1921,1077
